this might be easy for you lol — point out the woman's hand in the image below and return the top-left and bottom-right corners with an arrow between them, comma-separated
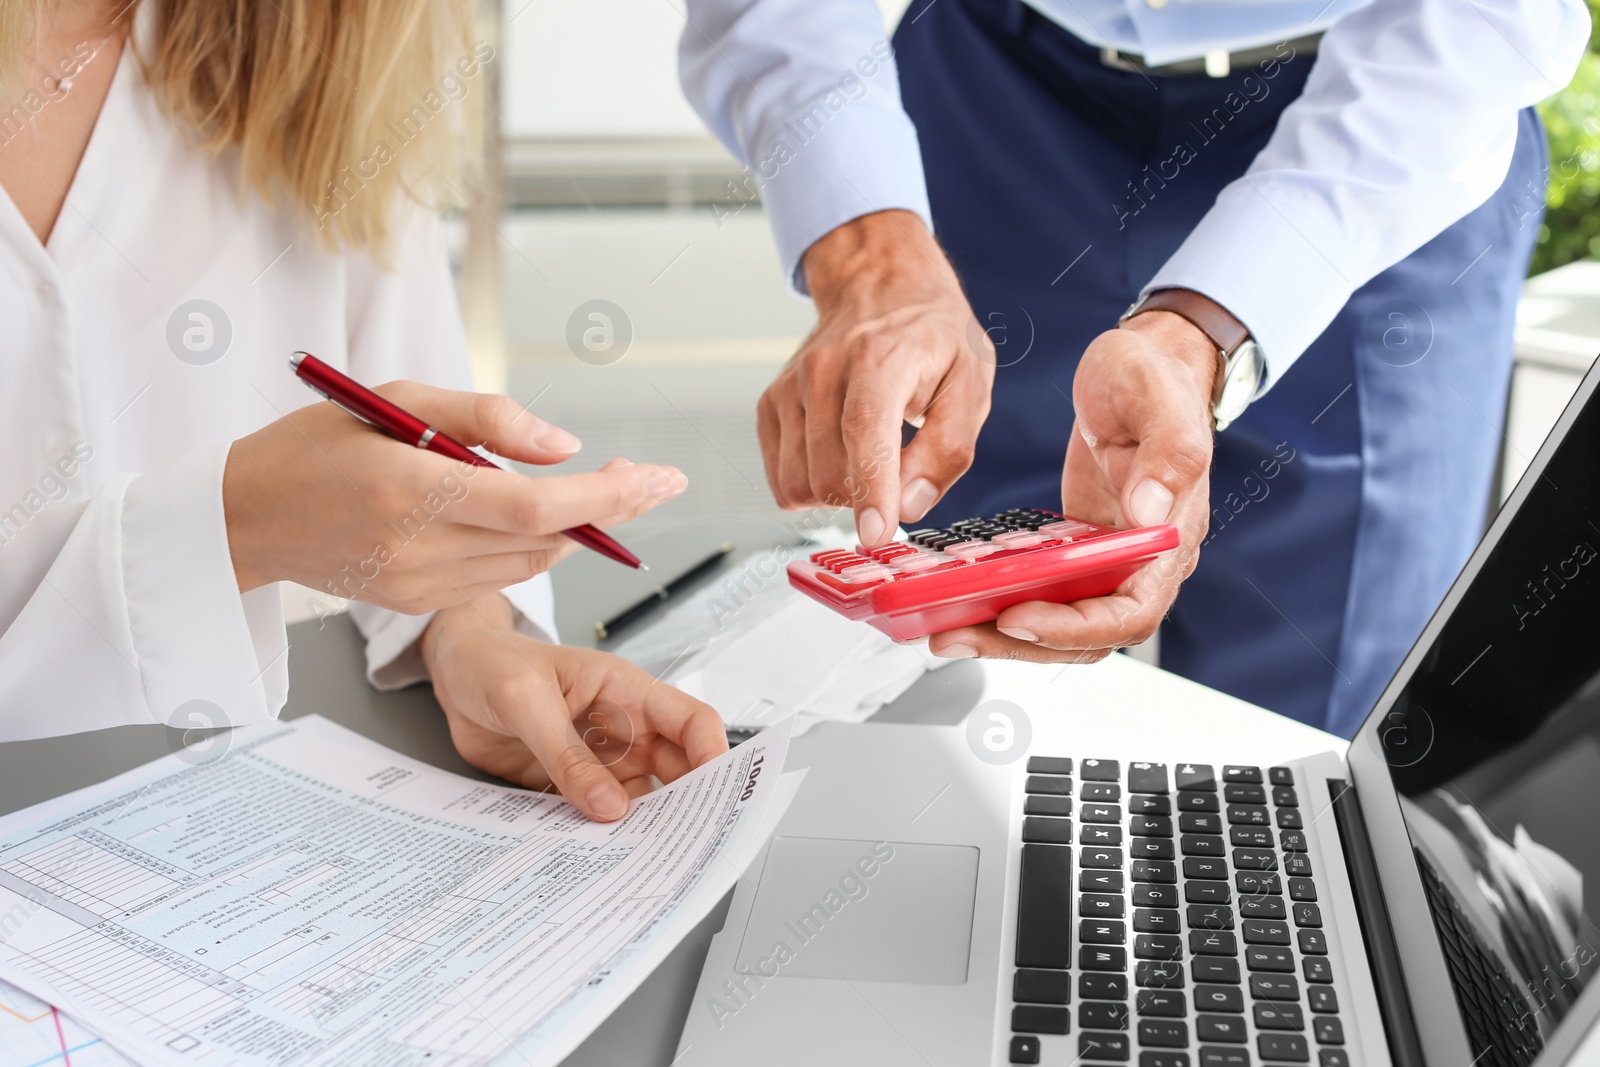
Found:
223,382 -> 686,611
421,593 -> 729,820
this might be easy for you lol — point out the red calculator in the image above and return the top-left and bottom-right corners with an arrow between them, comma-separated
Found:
787,508 -> 1179,640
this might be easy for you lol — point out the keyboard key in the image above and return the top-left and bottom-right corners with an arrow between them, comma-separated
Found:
1083,803 -> 1123,823
1080,1002 -> 1130,1030
1192,957 -> 1241,984
1228,805 -> 1271,828
1308,988 -> 1338,1014
1129,763 -> 1169,794
1027,775 -> 1074,795
1176,764 -> 1217,791
1135,934 -> 1184,960
1082,759 -> 1121,782
1188,904 -> 1234,930
1197,1015 -> 1248,1044
1186,882 -> 1231,905
1298,930 -> 1328,955
1139,1020 -> 1189,1049
1284,855 -> 1314,876
1013,1005 -> 1070,1034
1185,857 -> 1228,880
1010,1034 -> 1041,1064
1238,873 -> 1282,895
1083,892 -> 1126,917
1189,930 -> 1238,956
1135,884 -> 1181,907
1082,946 -> 1128,971
1025,794 -> 1073,817
1137,990 -> 1187,1017
1083,825 -> 1124,846
1016,844 -> 1073,968
1132,815 -> 1173,837
1028,756 -> 1074,775
1224,784 -> 1266,804
1271,786 -> 1298,807
1082,846 -> 1123,869
1269,767 -> 1294,786
1279,830 -> 1307,853
1313,1017 -> 1344,1045
1199,1048 -> 1251,1067
1083,782 -> 1122,802
1136,961 -> 1185,988
1288,877 -> 1317,902
1132,860 -> 1178,884
1302,957 -> 1334,983
1132,838 -> 1175,860
1249,975 -> 1299,1001
1194,985 -> 1244,1013
1182,835 -> 1226,857
1257,1034 -> 1309,1062
1177,791 -> 1221,813
1222,765 -> 1263,785
1233,849 -> 1278,871
1245,946 -> 1295,972
1083,870 -> 1126,894
1081,919 -> 1127,945
1130,795 -> 1173,816
1080,972 -> 1129,999
1134,909 -> 1181,934
1015,968 -> 1072,1004
1238,897 -> 1286,920
1141,1054 -> 1191,1067
1253,1002 -> 1304,1030
1318,1052 -> 1350,1067
1023,817 -> 1074,844
1080,1032 -> 1132,1061
1276,808 -> 1304,829
1181,812 -> 1223,834
1230,827 -> 1273,848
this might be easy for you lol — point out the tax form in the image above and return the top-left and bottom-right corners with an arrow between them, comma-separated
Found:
0,715 -> 793,1066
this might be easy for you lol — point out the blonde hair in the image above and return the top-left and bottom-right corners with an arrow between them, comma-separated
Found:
3,0 -> 486,263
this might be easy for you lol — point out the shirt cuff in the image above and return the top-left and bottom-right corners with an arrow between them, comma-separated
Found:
1142,181 -> 1356,392
350,574 -> 559,691
121,443 -> 289,729
755,103 -> 933,293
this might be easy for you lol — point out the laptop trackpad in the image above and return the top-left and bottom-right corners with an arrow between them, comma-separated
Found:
735,837 -> 979,985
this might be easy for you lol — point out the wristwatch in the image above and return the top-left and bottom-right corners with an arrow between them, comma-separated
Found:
1121,288 -> 1265,432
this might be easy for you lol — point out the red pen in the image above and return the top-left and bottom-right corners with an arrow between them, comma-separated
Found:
290,351 -> 646,570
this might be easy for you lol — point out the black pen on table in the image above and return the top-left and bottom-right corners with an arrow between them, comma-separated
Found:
594,542 -> 736,640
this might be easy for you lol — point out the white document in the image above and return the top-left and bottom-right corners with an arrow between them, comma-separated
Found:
0,975 -> 131,1066
0,715 -> 793,1067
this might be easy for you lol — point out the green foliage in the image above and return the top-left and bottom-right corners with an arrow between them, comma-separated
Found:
1532,0 -> 1600,275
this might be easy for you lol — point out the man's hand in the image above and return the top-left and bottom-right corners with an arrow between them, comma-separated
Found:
927,309 -> 1220,661
421,594 -> 729,821
758,210 -> 993,545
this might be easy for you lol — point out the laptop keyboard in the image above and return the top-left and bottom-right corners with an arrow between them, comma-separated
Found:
1010,758 -> 1347,1066
1416,852 -> 1542,1067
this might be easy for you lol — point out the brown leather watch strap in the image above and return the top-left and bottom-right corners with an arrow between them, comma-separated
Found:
1130,288 -> 1250,356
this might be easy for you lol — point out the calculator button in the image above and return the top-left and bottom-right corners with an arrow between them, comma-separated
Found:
888,552 -> 943,573
1009,1035 -> 1041,1064
945,540 -> 998,560
1012,1005 -> 1070,1034
836,563 -> 895,583
1039,519 -> 1094,537
992,530 -> 1047,549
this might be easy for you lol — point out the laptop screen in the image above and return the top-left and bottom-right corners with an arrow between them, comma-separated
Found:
1354,363 -> 1600,1066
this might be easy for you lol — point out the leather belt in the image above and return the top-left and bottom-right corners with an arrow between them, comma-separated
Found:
1100,32 -> 1321,77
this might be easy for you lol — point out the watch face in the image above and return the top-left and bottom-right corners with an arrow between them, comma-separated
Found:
1216,342 -> 1264,424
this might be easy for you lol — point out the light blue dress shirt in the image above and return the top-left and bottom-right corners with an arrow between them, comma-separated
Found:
680,0 -> 1589,388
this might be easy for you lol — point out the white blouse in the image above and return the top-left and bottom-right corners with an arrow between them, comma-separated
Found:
0,24 -> 554,740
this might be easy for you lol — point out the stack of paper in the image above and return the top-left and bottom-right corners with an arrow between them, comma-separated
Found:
609,539 -> 942,735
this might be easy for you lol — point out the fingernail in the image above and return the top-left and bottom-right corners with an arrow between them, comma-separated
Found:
532,422 -> 581,453
644,470 -> 688,500
997,626 -> 1039,643
934,643 -> 977,659
900,478 -> 938,523
858,507 -> 886,547
587,781 -> 628,820
1129,479 -> 1175,527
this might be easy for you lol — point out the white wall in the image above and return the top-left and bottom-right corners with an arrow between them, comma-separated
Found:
502,0 -> 912,139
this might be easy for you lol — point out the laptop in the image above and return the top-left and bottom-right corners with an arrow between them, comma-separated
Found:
676,360 -> 1600,1067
